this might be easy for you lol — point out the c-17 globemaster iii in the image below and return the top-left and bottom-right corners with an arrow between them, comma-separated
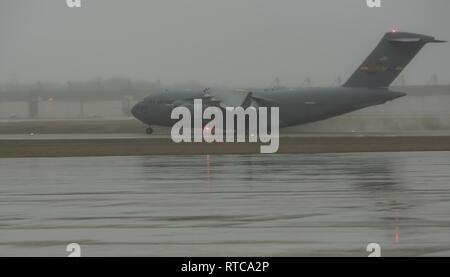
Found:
132,31 -> 445,134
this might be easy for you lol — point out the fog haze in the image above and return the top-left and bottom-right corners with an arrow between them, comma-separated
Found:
1,0 -> 449,87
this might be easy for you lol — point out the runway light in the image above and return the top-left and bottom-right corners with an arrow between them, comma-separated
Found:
391,28 -> 398,33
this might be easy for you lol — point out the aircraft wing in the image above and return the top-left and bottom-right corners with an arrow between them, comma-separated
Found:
208,88 -> 250,108
209,88 -> 279,108
169,88 -> 279,109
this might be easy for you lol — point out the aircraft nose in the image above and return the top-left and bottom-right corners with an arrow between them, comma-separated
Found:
131,101 -> 148,121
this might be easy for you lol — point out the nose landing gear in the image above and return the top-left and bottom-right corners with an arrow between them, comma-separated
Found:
146,127 -> 154,135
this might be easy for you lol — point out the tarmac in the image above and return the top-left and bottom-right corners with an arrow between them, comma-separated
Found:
0,135 -> 450,158
0,119 -> 449,158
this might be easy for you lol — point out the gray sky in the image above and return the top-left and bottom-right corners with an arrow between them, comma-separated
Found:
1,0 -> 449,87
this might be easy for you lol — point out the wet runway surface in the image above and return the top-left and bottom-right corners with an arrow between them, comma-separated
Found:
1,152 -> 450,256
2,131 -> 450,140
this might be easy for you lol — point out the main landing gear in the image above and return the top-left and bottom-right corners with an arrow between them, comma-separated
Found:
146,127 -> 154,135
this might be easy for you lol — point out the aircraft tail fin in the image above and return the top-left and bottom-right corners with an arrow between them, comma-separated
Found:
343,32 -> 446,88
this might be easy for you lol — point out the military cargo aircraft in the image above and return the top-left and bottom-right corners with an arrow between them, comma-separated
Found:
132,31 -> 445,134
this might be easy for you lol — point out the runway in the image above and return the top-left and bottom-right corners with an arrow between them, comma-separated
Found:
1,118 -> 450,157
2,130 -> 450,140
1,152 -> 450,256
0,133 -> 450,157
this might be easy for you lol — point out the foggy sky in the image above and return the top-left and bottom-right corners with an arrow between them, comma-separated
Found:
1,0 -> 449,87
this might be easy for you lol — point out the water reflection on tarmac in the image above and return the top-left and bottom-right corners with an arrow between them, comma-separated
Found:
1,152 -> 450,256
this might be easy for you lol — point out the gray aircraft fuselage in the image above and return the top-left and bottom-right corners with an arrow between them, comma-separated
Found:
131,87 -> 406,128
